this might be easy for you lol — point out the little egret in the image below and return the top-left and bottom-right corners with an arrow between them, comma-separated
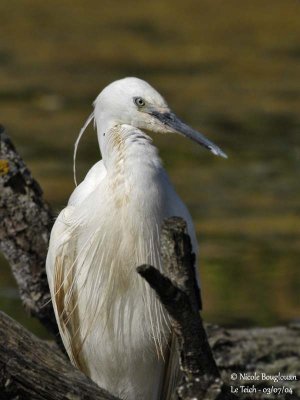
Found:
46,77 -> 226,400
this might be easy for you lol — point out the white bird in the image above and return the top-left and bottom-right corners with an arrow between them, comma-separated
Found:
46,77 -> 226,400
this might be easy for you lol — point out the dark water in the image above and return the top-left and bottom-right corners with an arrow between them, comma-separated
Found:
0,0 -> 299,337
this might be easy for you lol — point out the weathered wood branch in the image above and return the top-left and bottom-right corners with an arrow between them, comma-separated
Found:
137,218 -> 236,400
0,310 -> 299,400
208,323 -> 300,399
0,126 -> 57,336
137,220 -> 300,398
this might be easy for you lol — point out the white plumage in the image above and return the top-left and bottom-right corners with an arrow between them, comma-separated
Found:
46,77 -> 226,399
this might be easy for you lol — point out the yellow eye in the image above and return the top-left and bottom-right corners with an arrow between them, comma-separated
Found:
134,97 -> 146,107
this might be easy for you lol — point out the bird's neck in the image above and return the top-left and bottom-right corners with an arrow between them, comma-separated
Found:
96,122 -> 169,220
97,121 -> 163,175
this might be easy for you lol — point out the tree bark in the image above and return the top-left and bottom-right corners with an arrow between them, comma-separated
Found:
208,323 -> 300,399
0,311 -> 299,400
137,218 -> 236,400
0,125 -> 57,336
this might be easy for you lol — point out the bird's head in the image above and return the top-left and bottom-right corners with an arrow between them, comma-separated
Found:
74,77 -> 227,184
93,77 -> 227,158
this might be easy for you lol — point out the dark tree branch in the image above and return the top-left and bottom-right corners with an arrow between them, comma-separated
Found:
0,126 -> 57,336
137,218 -> 236,400
0,310 -> 299,400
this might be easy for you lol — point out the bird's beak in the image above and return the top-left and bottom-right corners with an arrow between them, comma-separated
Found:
150,110 -> 227,158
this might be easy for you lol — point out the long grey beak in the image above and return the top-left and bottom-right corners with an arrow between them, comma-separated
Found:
151,111 -> 227,158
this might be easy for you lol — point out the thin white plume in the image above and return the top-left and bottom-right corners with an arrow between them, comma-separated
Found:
73,112 -> 94,186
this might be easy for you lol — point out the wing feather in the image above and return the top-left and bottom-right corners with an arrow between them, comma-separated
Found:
160,332 -> 181,400
53,248 -> 91,375
47,160 -> 107,375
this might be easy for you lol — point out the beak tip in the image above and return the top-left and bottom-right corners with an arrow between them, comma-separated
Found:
152,110 -> 228,159
209,146 -> 228,159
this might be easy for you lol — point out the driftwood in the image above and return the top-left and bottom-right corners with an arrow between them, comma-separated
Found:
0,126 -> 299,400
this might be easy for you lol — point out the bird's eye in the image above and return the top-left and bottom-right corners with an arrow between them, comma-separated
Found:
133,97 -> 146,107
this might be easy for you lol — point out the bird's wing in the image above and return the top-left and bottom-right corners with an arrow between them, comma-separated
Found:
46,160 -> 107,373
68,160 -> 107,206
160,332 -> 181,400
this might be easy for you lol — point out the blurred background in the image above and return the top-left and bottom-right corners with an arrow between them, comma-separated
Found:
0,0 -> 299,338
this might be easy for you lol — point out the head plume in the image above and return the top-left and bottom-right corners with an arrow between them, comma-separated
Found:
73,112 -> 95,186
